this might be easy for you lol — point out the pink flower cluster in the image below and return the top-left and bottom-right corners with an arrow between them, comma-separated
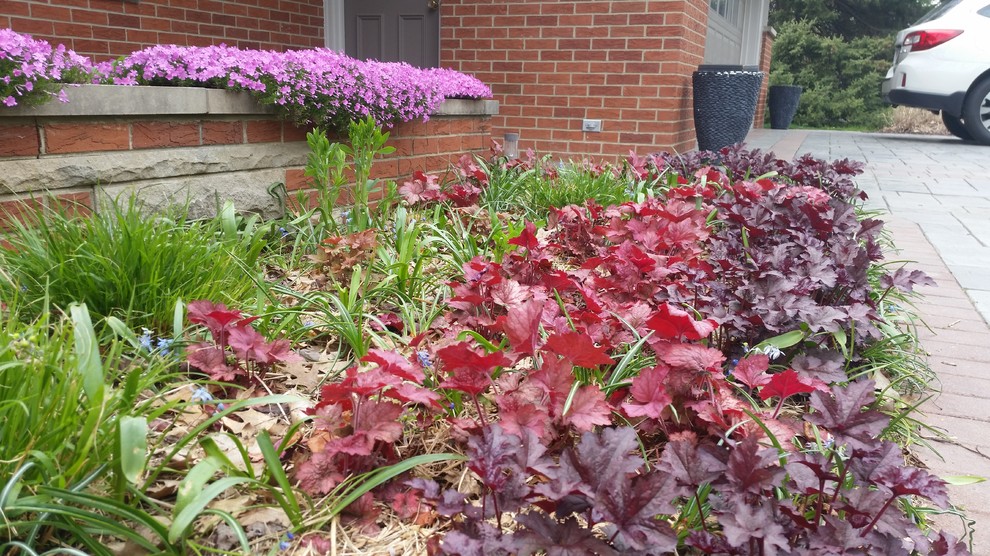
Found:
2,29 -> 491,129
100,43 -> 491,129
0,28 -> 93,107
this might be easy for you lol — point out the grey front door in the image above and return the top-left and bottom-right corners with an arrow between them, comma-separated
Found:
344,0 -> 440,68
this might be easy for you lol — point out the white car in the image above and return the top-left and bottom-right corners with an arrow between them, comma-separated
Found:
881,0 -> 990,145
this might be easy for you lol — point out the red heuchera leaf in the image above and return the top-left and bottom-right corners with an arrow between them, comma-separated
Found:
528,357 -> 576,419
437,342 -> 511,396
732,353 -> 772,390
562,385 -> 612,432
352,398 -> 404,444
496,394 -> 551,440
508,221 -> 540,251
186,343 -> 240,381
187,300 -> 250,347
646,303 -> 718,341
362,349 -> 425,383
758,369 -> 817,401
228,325 -> 302,365
391,491 -> 423,520
544,331 -> 614,368
295,449 -> 345,495
339,365 -> 401,397
655,342 -> 725,373
621,365 -> 673,420
438,342 -> 513,373
501,298 -> 544,357
385,383 -> 441,407
489,279 -> 531,308
398,170 -> 442,205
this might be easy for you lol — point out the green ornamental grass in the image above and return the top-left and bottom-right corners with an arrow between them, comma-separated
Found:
0,197 -> 262,332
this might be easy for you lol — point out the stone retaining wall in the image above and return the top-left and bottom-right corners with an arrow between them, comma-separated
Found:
0,85 -> 497,227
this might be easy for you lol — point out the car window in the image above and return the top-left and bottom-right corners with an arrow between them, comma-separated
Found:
915,0 -> 964,24
979,4 -> 990,16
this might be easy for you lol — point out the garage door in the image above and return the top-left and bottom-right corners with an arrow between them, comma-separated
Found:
344,0 -> 440,68
705,0 -> 744,65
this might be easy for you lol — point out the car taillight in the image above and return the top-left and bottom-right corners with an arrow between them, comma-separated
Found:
902,29 -> 964,52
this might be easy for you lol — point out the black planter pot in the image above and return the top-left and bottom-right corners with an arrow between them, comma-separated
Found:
692,65 -> 764,152
768,85 -> 803,130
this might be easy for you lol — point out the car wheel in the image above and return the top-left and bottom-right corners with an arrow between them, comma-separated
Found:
962,76 -> 990,146
941,112 -> 973,141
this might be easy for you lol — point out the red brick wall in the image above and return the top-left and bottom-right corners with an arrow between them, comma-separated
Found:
753,29 -> 774,129
0,112 -> 491,227
2,0 -> 324,61
440,0 -> 709,159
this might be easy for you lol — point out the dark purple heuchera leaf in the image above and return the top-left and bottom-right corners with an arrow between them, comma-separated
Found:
873,466 -> 950,509
465,424 -> 522,493
847,441 -> 904,484
806,380 -> 888,452
790,348 -> 848,385
512,513 -> 618,556
686,530 -> 742,555
880,267 -> 936,293
930,532 -> 974,556
464,425 -> 537,516
594,471 -> 679,553
442,522 -> 512,556
656,432 -> 728,491
784,452 -> 840,495
716,499 -> 790,556
561,427 -> 644,495
726,435 -> 785,496
536,427 -> 641,510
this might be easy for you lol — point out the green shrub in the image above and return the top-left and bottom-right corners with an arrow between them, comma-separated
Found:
0,197 -> 261,332
770,20 -> 893,130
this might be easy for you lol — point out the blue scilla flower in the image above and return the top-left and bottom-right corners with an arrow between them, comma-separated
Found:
279,226 -> 289,238
417,350 -> 432,368
191,385 -> 225,412
190,386 -> 214,404
156,337 -> 174,355
139,328 -> 154,352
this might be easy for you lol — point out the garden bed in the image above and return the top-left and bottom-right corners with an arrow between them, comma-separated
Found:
0,116 -> 975,554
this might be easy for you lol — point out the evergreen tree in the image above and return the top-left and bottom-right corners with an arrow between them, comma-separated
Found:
769,0 -> 943,40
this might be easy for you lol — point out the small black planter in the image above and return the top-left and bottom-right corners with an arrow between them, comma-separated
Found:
693,65 -> 764,152
768,85 -> 803,130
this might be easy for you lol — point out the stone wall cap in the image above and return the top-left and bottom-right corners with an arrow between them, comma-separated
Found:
1,85 -> 498,119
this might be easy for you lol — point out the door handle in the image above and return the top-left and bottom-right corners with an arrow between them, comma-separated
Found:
428,0 -> 440,9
